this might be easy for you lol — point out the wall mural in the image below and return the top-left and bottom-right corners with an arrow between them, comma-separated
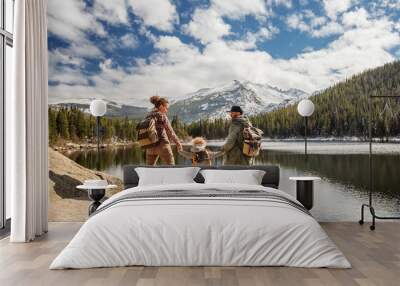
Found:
47,0 -> 400,221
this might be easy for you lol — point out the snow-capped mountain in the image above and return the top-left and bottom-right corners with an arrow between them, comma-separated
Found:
49,98 -> 148,119
49,81 -> 309,121
169,80 -> 309,122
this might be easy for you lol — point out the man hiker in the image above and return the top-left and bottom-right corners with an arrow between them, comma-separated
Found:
222,106 -> 253,165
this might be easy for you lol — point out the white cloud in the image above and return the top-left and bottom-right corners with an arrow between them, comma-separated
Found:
299,0 -> 308,6
67,42 -> 103,58
311,21 -> 344,38
310,16 -> 327,28
138,26 -> 158,43
373,0 -> 400,10
286,14 -> 309,32
95,59 -> 129,83
153,36 -> 200,63
211,0 -> 268,19
183,0 -> 283,44
50,67 -> 89,86
92,0 -> 129,25
323,0 -> 355,20
49,0 -> 179,34
395,22 -> 400,32
269,0 -> 292,9
283,13 -> 400,88
303,10 -> 327,28
121,34 -> 139,48
286,9 -> 342,38
342,8 -> 370,28
228,26 -> 279,50
183,8 -> 231,44
47,0 -> 105,42
47,0 -> 105,60
302,46 -> 314,52
128,0 -> 179,31
48,49 -> 84,68
48,49 -> 88,86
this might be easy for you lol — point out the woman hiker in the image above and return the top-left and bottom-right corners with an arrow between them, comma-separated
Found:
143,95 -> 183,165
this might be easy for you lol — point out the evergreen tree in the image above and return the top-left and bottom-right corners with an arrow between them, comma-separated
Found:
48,108 -> 57,144
56,108 -> 70,139
48,107 -> 139,145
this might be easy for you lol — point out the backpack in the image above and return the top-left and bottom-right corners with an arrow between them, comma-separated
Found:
242,123 -> 263,157
136,116 -> 159,149
191,150 -> 211,166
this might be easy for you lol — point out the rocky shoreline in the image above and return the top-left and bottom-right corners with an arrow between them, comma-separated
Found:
52,141 -> 136,152
48,147 -> 124,222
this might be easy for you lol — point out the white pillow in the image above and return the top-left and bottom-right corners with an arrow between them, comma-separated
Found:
200,169 -> 266,185
135,167 -> 201,186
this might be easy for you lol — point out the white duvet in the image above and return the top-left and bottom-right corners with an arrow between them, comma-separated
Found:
50,183 -> 351,269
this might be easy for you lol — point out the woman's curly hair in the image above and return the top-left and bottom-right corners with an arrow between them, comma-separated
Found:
150,95 -> 169,108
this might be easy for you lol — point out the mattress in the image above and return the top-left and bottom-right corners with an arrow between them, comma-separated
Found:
50,183 -> 351,269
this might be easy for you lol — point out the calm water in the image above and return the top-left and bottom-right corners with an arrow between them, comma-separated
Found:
65,142 -> 400,221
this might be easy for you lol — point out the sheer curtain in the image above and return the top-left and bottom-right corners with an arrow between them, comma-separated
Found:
7,0 -> 48,242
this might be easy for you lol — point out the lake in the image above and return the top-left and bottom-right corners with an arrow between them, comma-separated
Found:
65,141 -> 400,222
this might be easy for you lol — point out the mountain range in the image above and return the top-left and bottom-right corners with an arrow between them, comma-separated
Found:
184,60 -> 400,139
49,80 -> 309,122
169,80 -> 309,122
49,98 -> 148,120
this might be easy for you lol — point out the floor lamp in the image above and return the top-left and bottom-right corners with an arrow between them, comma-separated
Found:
90,100 -> 107,169
297,99 -> 315,156
359,94 -> 400,230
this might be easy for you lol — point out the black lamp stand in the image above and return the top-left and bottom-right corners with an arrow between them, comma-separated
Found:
304,116 -> 308,156
96,116 -> 101,170
359,94 -> 400,230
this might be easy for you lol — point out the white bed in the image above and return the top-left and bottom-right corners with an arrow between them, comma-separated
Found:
50,183 -> 351,269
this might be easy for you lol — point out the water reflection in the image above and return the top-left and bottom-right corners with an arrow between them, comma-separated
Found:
64,144 -> 400,221
256,151 -> 400,199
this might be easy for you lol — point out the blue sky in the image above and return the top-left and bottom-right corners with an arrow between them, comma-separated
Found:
47,0 -> 400,106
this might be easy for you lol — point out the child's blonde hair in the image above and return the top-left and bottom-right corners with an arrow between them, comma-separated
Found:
191,137 -> 207,146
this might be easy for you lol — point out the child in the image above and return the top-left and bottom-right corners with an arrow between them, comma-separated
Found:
179,137 -> 224,166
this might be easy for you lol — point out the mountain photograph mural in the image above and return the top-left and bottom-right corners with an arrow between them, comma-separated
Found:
46,0 -> 400,222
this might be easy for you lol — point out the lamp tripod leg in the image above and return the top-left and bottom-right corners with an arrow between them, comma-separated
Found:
370,206 -> 376,231
359,204 -> 365,225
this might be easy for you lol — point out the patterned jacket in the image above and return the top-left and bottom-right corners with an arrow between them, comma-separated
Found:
147,109 -> 180,145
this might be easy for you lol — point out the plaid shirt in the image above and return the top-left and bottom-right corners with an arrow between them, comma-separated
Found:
148,109 -> 180,145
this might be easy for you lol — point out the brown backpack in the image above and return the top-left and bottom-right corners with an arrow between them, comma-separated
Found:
136,116 -> 159,149
242,124 -> 263,157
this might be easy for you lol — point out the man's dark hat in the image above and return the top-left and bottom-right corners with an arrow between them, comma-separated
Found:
227,106 -> 243,114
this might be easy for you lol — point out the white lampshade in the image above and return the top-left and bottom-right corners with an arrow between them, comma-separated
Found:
90,99 -> 107,117
297,99 -> 315,117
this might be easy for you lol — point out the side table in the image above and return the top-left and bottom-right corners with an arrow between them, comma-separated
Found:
289,177 -> 321,210
76,184 -> 117,215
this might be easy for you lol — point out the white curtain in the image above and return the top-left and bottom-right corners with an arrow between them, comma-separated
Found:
7,0 -> 48,242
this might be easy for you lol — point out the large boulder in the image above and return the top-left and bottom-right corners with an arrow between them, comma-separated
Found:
48,148 -> 123,222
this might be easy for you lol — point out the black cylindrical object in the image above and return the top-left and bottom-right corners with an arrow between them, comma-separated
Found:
296,180 -> 313,210
88,189 -> 105,215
